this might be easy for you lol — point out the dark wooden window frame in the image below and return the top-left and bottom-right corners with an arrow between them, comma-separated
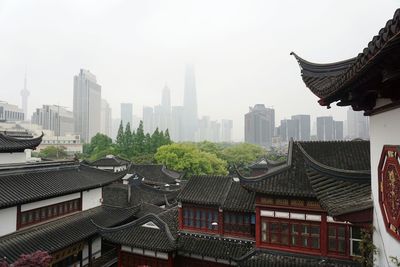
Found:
18,198 -> 81,229
182,206 -> 219,233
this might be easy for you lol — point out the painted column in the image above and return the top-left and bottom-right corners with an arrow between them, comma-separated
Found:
321,214 -> 327,256
255,206 -> 261,247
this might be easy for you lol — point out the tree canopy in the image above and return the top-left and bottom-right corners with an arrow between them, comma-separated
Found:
155,143 -> 228,177
38,146 -> 68,159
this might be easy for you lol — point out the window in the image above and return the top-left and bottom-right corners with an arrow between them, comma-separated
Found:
224,212 -> 252,236
350,226 -> 362,256
328,224 -> 346,254
182,206 -> 218,232
261,218 -> 320,250
19,198 -> 81,229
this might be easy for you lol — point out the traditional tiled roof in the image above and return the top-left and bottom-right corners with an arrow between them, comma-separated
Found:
130,182 -> 180,206
298,140 -> 370,170
100,211 -> 177,252
291,9 -> 400,111
237,250 -> 361,267
297,141 -> 372,216
0,161 -> 125,209
0,206 -> 137,262
249,158 -> 285,170
129,164 -> 183,185
0,132 -> 43,153
239,141 -> 316,198
223,181 -> 255,212
89,156 -> 130,167
158,207 -> 178,238
177,175 -> 233,206
177,233 -> 254,260
135,202 -> 165,218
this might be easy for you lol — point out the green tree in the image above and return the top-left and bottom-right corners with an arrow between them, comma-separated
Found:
221,143 -> 266,167
38,146 -> 68,159
155,143 -> 228,177
134,120 -> 146,155
124,122 -> 133,157
115,121 -> 125,154
151,127 -> 161,153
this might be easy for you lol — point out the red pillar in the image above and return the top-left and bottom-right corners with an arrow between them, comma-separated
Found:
117,247 -> 122,267
255,206 -> 261,247
321,214 -> 327,256
167,253 -> 174,267
178,206 -> 183,230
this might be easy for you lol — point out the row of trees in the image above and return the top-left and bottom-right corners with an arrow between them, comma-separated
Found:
83,121 -> 171,162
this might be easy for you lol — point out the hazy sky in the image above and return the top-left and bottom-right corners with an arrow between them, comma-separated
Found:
0,0 -> 398,141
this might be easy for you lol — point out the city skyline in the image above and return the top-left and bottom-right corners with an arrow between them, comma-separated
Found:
1,1 -> 395,141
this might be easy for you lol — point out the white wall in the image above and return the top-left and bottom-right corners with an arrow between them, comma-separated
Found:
82,188 -> 102,210
21,192 -> 80,212
0,207 -> 17,236
0,152 -> 26,164
370,107 -> 400,267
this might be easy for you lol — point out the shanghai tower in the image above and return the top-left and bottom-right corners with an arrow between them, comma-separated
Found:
183,64 -> 198,141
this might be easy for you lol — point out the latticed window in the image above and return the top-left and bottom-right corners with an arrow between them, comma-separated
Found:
261,218 -> 320,250
19,198 -> 81,229
224,212 -> 252,236
182,206 -> 218,232
328,224 -> 346,254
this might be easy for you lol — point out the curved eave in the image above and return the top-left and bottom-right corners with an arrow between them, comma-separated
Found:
291,8 -> 400,107
0,132 -> 44,152
296,143 -> 370,182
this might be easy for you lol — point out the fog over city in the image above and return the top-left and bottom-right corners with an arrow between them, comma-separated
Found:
0,0 -> 397,141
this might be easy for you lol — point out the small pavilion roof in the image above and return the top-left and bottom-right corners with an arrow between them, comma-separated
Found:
0,132 -> 43,153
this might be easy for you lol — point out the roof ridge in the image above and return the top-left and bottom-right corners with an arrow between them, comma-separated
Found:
296,142 -> 371,180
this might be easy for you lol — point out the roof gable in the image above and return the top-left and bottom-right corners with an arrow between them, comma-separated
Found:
0,132 -> 43,153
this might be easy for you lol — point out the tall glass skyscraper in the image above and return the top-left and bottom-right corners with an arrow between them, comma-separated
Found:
73,69 -> 101,143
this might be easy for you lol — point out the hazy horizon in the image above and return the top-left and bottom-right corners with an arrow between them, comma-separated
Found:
1,0 -> 397,141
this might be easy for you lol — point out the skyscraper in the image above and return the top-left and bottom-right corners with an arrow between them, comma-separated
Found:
31,105 -> 74,136
347,108 -> 369,139
317,116 -> 334,141
221,119 -> 233,142
20,72 -> 30,121
291,114 -> 311,141
73,69 -> 101,143
121,103 -> 133,127
316,116 -> 343,141
171,106 -> 184,142
183,64 -> 198,141
160,85 -> 172,131
143,106 -> 154,134
245,104 -> 275,147
101,99 -> 112,137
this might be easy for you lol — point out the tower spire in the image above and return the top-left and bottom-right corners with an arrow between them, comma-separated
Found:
20,68 -> 30,121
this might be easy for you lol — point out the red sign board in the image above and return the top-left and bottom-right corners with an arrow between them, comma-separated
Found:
378,145 -> 400,241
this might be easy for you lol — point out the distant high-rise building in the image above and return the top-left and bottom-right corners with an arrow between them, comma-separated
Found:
20,72 -> 30,121
143,106 -> 154,134
183,64 -> 198,141
31,105 -> 74,136
334,120 -> 344,140
160,85 -> 172,131
317,116 -> 334,141
291,114 -> 311,141
245,104 -> 275,147
316,116 -> 343,141
279,119 -> 299,141
171,106 -> 184,142
221,119 -> 233,142
120,103 -> 133,127
111,118 -> 121,140
100,99 -> 112,137
347,108 -> 369,139
73,69 -> 101,143
0,101 -> 24,121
